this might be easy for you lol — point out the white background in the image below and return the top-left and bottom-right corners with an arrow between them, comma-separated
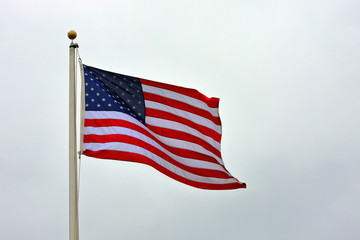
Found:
1,0 -> 359,239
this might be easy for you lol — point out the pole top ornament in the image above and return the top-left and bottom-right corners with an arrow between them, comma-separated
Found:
68,30 -> 77,40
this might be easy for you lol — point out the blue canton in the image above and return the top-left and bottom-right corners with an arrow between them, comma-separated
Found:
83,65 -> 146,125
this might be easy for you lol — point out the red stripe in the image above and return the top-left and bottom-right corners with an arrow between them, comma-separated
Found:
84,134 -> 230,178
85,118 -> 135,128
143,92 -> 221,125
85,118 -> 221,164
83,150 -> 246,190
140,78 -> 219,108
146,108 -> 221,142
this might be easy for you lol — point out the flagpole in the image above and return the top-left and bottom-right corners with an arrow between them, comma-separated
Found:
68,30 -> 79,240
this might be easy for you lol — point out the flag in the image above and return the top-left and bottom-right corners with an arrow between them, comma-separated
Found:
82,64 -> 246,190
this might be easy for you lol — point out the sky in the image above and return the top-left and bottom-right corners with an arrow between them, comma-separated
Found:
1,0 -> 359,239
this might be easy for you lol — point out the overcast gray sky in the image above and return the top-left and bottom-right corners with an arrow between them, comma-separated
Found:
1,0 -> 359,239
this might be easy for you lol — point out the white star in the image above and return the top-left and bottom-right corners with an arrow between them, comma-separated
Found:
85,73 -> 88,76
90,78 -> 94,81
102,98 -> 106,101
90,88 -> 94,91
108,104 -> 112,107
91,99 -> 95,102
96,93 -> 100,96
85,93 -> 89,96
97,104 -> 100,107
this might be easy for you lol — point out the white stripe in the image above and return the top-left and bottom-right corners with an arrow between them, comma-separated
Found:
145,100 -> 222,134
142,84 -> 219,117
85,111 -> 221,150
146,116 -> 221,150
84,142 -> 237,185
84,125 -> 224,167
85,110 -> 139,121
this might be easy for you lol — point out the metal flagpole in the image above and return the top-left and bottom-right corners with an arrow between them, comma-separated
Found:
68,30 -> 79,240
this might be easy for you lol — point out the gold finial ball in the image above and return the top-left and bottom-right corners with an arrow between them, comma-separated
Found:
67,30 -> 77,40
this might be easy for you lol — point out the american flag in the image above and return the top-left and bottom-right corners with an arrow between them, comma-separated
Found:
82,65 -> 246,190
